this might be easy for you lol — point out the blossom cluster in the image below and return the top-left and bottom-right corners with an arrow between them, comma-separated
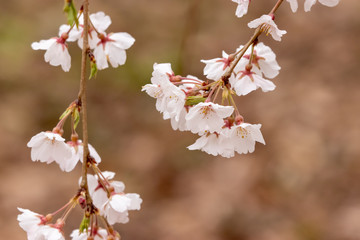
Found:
17,171 -> 141,240
232,0 -> 340,17
19,6 -> 141,240
143,0 -> 340,157
31,11 -> 135,72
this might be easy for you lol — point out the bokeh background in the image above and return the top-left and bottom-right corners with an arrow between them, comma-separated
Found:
1,0 -> 360,239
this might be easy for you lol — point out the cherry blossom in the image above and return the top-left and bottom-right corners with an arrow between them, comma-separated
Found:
142,63 -> 186,121
188,131 -> 235,158
66,141 -> 101,172
31,33 -> 71,72
17,208 -> 44,238
84,172 -> 142,224
102,193 -> 142,224
230,70 -> 276,96
304,0 -> 339,12
27,132 -> 72,168
60,11 -> 112,49
94,32 -> 135,70
185,102 -> 234,134
231,0 -> 250,18
225,123 -> 265,154
248,15 -> 287,41
287,0 -> 299,12
236,42 -> 281,79
31,225 -> 64,240
71,228 -> 119,240
201,51 -> 233,81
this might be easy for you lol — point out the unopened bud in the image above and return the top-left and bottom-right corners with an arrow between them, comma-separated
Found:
78,197 -> 86,209
170,75 -> 182,82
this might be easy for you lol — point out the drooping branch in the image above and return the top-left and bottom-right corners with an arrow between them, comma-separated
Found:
78,0 -> 91,206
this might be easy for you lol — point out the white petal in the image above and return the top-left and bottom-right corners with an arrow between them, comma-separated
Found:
109,32 -> 135,50
31,39 -> 56,50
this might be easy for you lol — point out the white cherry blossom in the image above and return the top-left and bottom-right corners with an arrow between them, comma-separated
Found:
142,63 -> 186,121
170,107 -> 188,131
304,0 -> 339,12
27,132 -> 72,168
236,42 -> 281,79
31,225 -> 64,240
66,141 -> 101,172
225,123 -> 265,154
102,193 -> 142,224
94,32 -> 135,70
248,15 -> 287,41
84,172 -> 142,224
230,70 -> 276,96
31,34 -> 71,72
231,0 -> 250,18
60,11 -> 112,49
287,0 -> 299,12
17,208 -> 44,238
71,228 -> 118,240
185,102 -> 234,134
201,51 -> 232,81
188,131 -> 235,158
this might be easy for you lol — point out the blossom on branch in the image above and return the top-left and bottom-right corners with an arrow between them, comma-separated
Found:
230,70 -> 276,96
60,11 -> 112,49
71,228 -> 119,240
185,102 -> 234,134
27,132 -> 72,168
236,43 -> 281,79
94,32 -> 135,70
85,172 -> 142,224
248,15 -> 287,41
304,0 -> 340,12
17,208 -> 44,238
231,0 -> 250,18
31,34 -> 71,72
201,51 -> 233,81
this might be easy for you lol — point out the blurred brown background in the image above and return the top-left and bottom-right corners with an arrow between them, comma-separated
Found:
1,0 -> 360,239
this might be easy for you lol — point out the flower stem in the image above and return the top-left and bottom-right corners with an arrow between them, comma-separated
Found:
77,0 -> 92,207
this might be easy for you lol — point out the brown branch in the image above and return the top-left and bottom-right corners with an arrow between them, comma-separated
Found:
78,0 -> 92,208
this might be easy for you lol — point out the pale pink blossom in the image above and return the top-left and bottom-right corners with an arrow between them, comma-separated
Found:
27,132 -> 72,169
142,63 -> 186,121
304,0 -> 339,12
185,102 -> 234,134
248,15 -> 287,41
188,131 -> 235,158
85,171 -> 125,209
231,0 -> 250,18
71,228 -> 118,240
236,42 -> 281,79
67,141 -> 102,172
201,51 -> 232,81
31,225 -> 64,240
287,0 -> 299,12
17,208 -> 44,237
170,107 -> 188,131
94,32 -> 135,70
84,172 -> 142,224
31,34 -> 71,72
102,193 -> 142,224
230,70 -> 276,96
60,11 -> 112,49
224,123 -> 265,154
